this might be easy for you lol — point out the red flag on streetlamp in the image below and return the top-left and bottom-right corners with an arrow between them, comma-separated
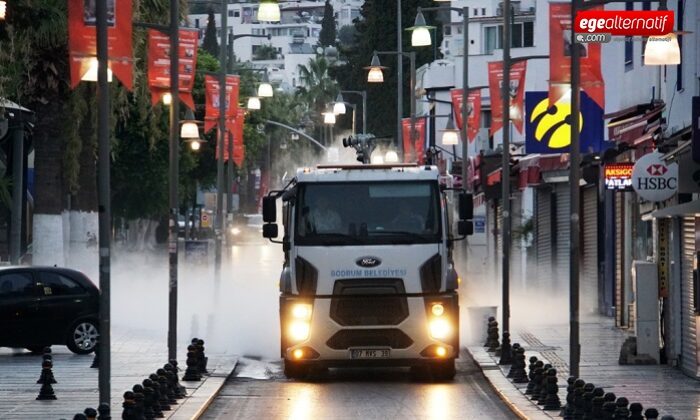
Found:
450,88 -> 482,142
204,74 -> 241,133
487,60 -> 527,136
147,29 -> 199,109
220,108 -> 246,167
402,118 -> 426,164
67,0 -> 133,89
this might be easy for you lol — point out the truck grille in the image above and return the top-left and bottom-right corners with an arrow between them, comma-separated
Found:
330,279 -> 409,326
326,329 -> 413,350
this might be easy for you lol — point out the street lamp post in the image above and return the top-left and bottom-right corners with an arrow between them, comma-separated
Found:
340,90 -> 367,134
366,51 -> 416,161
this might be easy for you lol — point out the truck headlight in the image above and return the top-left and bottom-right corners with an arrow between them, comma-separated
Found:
431,303 -> 444,317
291,303 -> 312,321
230,227 -> 241,235
289,321 -> 310,341
429,318 -> 451,340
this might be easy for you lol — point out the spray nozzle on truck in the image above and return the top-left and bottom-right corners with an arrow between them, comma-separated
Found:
342,134 -> 377,164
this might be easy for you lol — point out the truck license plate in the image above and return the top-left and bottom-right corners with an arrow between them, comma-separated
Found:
350,349 -> 390,359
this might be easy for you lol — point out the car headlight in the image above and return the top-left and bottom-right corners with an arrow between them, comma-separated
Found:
429,318 -> 451,340
231,227 -> 241,235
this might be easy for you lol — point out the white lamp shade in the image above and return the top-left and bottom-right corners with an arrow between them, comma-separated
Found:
82,57 -> 113,82
247,96 -> 261,110
367,67 -> 384,83
371,155 -> 384,164
181,121 -> 200,139
411,27 -> 432,47
258,82 -> 273,98
441,130 -> 460,145
189,140 -> 201,151
257,1 -> 280,22
323,112 -> 336,124
162,92 -> 172,105
0,1 -> 6,20
644,33 -> 681,65
385,150 -> 399,163
333,101 -> 346,115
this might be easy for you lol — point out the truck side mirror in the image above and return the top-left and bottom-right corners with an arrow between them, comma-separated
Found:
262,196 -> 277,223
458,192 -> 473,220
263,223 -> 278,239
457,220 -> 473,236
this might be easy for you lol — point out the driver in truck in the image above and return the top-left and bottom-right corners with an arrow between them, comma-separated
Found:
308,196 -> 341,233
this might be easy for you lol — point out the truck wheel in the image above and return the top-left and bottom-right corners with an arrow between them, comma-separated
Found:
430,359 -> 456,381
283,360 -> 309,380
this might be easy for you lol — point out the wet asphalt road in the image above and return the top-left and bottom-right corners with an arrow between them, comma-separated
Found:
201,352 -> 517,420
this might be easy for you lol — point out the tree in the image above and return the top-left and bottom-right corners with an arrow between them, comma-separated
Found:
202,9 -> 219,57
253,44 -> 278,61
296,56 -> 338,142
337,25 -> 357,49
319,0 -> 337,47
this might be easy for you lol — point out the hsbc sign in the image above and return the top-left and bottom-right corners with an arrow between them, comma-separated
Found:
632,152 -> 678,202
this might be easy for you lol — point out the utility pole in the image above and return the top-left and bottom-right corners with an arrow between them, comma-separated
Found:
215,0 -> 228,283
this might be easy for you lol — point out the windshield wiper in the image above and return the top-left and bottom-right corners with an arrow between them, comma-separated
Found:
310,232 -> 363,244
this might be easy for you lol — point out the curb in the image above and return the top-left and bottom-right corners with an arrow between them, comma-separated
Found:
465,347 -> 553,420
167,358 -> 238,420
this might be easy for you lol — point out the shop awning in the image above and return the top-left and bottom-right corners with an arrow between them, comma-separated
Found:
650,200 -> 700,218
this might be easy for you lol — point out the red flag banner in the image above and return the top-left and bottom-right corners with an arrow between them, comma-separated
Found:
68,0 -> 133,90
204,74 -> 241,133
220,108 -> 246,166
147,29 -> 199,109
402,118 -> 426,164
450,89 -> 482,142
487,60 -> 527,136
549,2 -> 605,109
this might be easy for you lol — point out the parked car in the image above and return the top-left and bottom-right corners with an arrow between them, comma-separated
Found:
226,213 -> 264,243
0,266 -> 99,354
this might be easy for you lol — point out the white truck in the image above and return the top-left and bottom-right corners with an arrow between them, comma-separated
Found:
262,161 -> 473,380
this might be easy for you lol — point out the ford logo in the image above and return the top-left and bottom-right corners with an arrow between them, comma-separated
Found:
356,256 -> 381,268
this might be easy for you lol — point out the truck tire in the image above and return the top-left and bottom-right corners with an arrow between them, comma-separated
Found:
283,360 -> 309,380
430,359 -> 456,381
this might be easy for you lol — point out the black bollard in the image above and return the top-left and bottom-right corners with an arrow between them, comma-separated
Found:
581,383 -> 596,419
629,403 -> 644,420
132,384 -> 146,420
150,373 -> 171,411
536,364 -> 553,404
168,360 -> 187,397
156,369 -> 177,405
604,392 -> 617,404
560,376 -> 577,417
122,391 -> 136,420
507,343 -> 520,378
143,378 -> 163,418
572,386 -> 586,419
602,401 -> 617,420
644,408 -> 659,419
525,357 -> 539,395
498,331 -> 513,364
614,397 -> 630,419
164,363 -> 185,399
542,368 -> 561,410
140,381 -> 156,420
530,362 -> 545,400
97,402 -> 111,420
485,317 -> 496,347
487,320 -> 500,352
182,346 -> 202,381
196,339 -> 209,375
84,407 -> 98,420
38,349 -> 57,384
588,388 -> 605,419
513,347 -> 529,384
73,414 -> 88,420
36,359 -> 58,400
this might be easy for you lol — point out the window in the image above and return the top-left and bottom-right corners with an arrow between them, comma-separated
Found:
0,273 -> 34,298
194,18 -> 199,28
624,2 -> 633,70
228,10 -> 233,17
484,22 -> 534,53
473,8 -> 478,16
234,11 -> 240,17
523,22 -> 534,47
484,26 -> 498,54
443,25 -> 451,36
677,0 -> 683,91
481,8 -> 486,16
38,272 -> 84,296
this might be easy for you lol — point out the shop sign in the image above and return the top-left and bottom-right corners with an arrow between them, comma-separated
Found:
604,163 -> 633,191
657,218 -> 669,298
631,152 -> 678,202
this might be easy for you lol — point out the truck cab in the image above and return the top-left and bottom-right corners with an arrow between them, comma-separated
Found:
262,163 -> 473,380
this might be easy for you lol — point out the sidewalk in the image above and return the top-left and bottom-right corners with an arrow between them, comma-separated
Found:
467,316 -> 700,419
0,328 -> 237,419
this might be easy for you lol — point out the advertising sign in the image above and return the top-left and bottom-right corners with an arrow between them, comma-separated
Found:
402,118 -> 426,164
549,2 -> 604,109
604,163 -> 634,190
68,0 -> 133,90
204,74 -> 241,133
220,108 -> 246,166
631,151 -> 678,202
147,29 -> 199,109
450,88 -> 481,142
657,218 -> 669,298
488,61 -> 527,136
525,91 -> 604,154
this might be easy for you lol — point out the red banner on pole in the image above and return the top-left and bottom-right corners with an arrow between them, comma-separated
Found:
204,74 -> 241,133
219,108 -> 245,167
147,29 -> 199,109
488,60 -> 527,136
68,0 -> 133,90
549,2 -> 605,109
402,118 -> 426,164
450,89 -> 482,142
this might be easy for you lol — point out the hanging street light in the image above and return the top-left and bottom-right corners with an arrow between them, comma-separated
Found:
247,96 -> 261,110
81,57 -> 113,82
257,0 -> 281,22
333,92 -> 346,115
0,1 -> 6,20
385,150 -> 399,163
258,70 -> 274,97
644,33 -> 681,65
323,111 -> 336,125
162,92 -> 172,106
180,109 -> 204,151
407,9 -> 434,47
440,113 -> 460,146
364,53 -> 387,83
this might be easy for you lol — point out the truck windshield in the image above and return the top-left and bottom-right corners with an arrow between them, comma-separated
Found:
295,181 -> 441,246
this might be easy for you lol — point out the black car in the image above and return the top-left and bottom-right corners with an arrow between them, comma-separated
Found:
0,266 -> 99,354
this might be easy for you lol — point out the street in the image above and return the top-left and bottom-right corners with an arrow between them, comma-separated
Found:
202,352 -> 517,420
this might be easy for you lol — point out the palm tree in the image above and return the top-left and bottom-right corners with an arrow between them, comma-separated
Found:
296,56 -> 338,115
